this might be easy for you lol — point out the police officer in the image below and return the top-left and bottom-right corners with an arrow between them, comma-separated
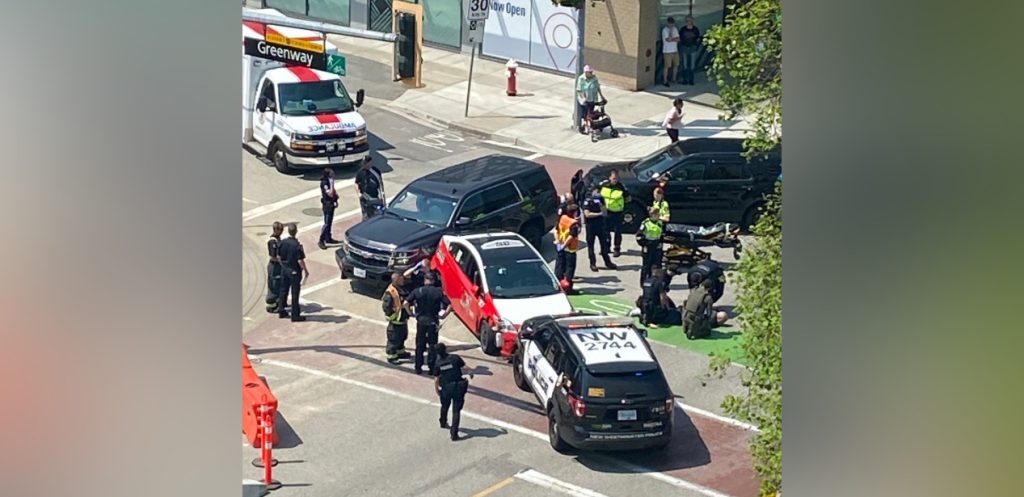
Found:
355,156 -> 385,220
403,272 -> 452,375
638,267 -> 682,328
687,259 -> 726,303
382,272 -> 412,365
433,342 -> 470,441
682,278 -> 715,339
651,187 -> 670,222
582,187 -> 617,272
276,223 -> 309,322
600,169 -> 629,257
266,221 -> 284,313
554,203 -> 581,294
319,168 -> 340,250
636,207 -> 664,286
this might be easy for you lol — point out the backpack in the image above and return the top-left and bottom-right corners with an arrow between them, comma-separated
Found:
683,288 -> 713,339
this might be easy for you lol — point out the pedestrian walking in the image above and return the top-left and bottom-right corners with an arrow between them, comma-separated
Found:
662,17 -> 681,86
277,223 -> 309,322
636,207 -> 665,287
433,342 -> 470,441
582,187 -> 616,272
575,65 -> 605,134
679,16 -> 702,85
651,187 -> 671,222
382,272 -> 412,365
662,98 -> 684,143
403,272 -> 452,375
355,156 -> 385,221
599,169 -> 628,257
266,221 -> 284,313
319,168 -> 340,250
554,203 -> 581,294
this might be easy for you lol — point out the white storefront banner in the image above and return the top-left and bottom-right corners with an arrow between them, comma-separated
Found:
482,0 -> 578,74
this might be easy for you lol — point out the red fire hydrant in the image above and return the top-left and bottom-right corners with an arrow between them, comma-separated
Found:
505,59 -> 518,96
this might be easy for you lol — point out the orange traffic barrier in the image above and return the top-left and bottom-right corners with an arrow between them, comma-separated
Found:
242,344 -> 279,447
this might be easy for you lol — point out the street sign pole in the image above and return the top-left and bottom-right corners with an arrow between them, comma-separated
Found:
464,1 -> 489,118
465,41 -> 476,118
572,3 -> 585,130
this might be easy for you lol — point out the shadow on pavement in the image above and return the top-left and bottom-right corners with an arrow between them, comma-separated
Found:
458,427 -> 508,440
574,406 -> 711,473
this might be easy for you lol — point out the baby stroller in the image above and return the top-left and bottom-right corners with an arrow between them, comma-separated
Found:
661,222 -> 743,267
585,100 -> 619,142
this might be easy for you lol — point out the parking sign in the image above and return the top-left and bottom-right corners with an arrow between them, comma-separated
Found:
467,0 -> 490,21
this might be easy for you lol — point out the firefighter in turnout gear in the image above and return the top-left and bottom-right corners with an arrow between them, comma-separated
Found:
636,207 -> 665,287
600,169 -> 628,257
266,221 -> 284,313
382,272 -> 412,365
554,203 -> 581,295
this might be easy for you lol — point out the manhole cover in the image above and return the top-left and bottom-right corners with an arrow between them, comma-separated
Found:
302,207 -> 324,217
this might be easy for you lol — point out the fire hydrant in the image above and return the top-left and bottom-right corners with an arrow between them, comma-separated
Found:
505,59 -> 518,96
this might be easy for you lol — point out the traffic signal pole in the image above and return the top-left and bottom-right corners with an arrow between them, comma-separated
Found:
242,8 -> 398,42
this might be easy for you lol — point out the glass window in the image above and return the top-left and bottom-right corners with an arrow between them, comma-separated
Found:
485,259 -> 560,299
308,0 -> 351,26
387,187 -> 457,227
419,0 -> 462,49
669,160 -> 706,181
706,160 -> 752,180
544,337 -> 564,366
448,243 -> 466,267
481,182 -> 522,212
634,145 -> 686,182
266,0 -> 307,17
458,192 -> 487,221
278,80 -> 355,116
517,169 -> 554,199
533,326 -> 554,353
259,80 -> 276,106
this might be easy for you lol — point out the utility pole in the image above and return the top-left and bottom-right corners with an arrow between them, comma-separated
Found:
571,2 -> 586,130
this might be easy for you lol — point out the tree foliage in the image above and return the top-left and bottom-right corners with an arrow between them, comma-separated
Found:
704,0 -> 782,156
705,1 -> 782,495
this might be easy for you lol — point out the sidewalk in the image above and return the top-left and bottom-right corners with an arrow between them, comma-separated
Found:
331,36 -> 751,161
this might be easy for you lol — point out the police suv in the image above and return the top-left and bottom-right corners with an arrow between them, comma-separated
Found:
512,314 -> 675,452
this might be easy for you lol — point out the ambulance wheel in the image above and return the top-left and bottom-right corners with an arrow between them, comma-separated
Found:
269,142 -> 293,174
478,322 -> 500,356
512,350 -> 531,392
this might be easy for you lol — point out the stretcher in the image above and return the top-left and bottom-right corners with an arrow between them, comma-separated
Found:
661,222 -> 742,267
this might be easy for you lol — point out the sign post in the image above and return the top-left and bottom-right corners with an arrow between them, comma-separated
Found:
465,0 -> 490,118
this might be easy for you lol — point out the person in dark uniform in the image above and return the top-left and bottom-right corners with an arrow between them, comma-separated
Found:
682,278 -> 716,339
382,272 -> 412,365
599,169 -> 629,257
355,156 -> 384,221
637,267 -> 682,328
276,223 -> 309,322
319,168 -> 340,250
403,272 -> 451,375
433,342 -> 470,441
687,259 -> 726,304
636,207 -> 665,286
266,221 -> 284,313
582,187 -> 616,272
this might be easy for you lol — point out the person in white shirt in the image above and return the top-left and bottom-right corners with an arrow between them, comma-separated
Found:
661,17 -> 681,87
662,98 -> 684,143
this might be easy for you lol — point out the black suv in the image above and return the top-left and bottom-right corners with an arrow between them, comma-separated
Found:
336,154 -> 559,286
582,137 -> 781,232
513,313 -> 675,452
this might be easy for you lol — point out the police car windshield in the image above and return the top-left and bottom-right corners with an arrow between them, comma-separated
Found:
278,81 -> 355,116
387,187 -> 456,227
633,146 -> 685,182
482,248 -> 560,299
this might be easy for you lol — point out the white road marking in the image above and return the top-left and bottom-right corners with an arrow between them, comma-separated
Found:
677,401 -> 760,433
523,152 -> 544,160
242,179 -> 355,222
514,469 -> 610,497
297,207 -> 362,234
243,197 -> 259,204
259,358 -> 740,497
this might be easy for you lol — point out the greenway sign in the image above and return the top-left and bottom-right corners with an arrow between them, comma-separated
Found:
244,37 -> 326,69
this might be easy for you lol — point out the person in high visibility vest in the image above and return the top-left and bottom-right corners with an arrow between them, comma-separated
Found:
599,169 -> 629,257
651,187 -> 670,223
381,272 -> 411,365
636,207 -> 664,286
554,203 -> 582,294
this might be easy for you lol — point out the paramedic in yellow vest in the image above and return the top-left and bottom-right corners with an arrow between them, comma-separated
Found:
600,169 -> 629,257
382,272 -> 411,365
554,203 -> 582,295
636,207 -> 664,286
651,187 -> 670,223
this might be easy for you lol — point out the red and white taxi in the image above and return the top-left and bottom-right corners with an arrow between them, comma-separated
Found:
431,232 -> 573,358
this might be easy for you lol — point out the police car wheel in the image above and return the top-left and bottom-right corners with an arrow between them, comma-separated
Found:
512,351 -> 530,392
548,409 -> 571,454
478,322 -> 500,356
270,142 -> 292,174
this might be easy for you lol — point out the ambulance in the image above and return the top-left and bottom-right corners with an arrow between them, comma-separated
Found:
243,10 -> 369,173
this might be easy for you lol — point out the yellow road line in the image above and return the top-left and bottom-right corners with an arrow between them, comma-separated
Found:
471,477 -> 515,497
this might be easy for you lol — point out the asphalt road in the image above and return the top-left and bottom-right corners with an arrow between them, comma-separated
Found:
242,100 -> 757,497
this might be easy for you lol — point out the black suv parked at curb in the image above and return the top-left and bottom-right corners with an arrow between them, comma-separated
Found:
336,154 -> 559,287
582,137 -> 781,232
513,313 -> 675,452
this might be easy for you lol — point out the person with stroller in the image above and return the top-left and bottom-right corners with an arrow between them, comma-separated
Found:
575,65 -> 605,134
636,207 -> 665,286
